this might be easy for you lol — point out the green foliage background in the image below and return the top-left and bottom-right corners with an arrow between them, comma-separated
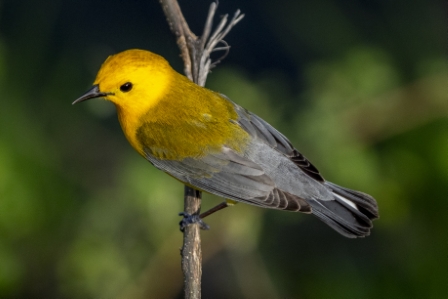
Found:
0,0 -> 446,298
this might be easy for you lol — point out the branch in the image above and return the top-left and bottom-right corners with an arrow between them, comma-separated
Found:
158,1 -> 243,298
160,0 -> 244,85
159,0 -> 195,80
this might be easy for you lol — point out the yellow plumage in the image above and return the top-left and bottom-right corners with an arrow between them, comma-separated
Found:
94,49 -> 249,159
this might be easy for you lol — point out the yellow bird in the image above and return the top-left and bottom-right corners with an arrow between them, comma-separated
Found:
74,49 -> 378,238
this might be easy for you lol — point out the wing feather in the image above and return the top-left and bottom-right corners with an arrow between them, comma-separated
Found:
232,104 -> 325,182
144,145 -> 309,212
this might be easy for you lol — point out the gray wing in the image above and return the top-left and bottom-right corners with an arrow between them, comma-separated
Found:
232,103 -> 324,182
140,98 -> 329,213
144,145 -> 311,212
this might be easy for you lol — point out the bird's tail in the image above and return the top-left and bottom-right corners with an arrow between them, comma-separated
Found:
309,182 -> 379,238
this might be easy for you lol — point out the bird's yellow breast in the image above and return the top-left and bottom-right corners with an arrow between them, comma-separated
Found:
132,73 -> 249,160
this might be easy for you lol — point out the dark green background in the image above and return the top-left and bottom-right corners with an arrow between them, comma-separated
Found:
0,0 -> 446,298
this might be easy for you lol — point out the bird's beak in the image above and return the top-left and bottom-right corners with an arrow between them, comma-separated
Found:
72,85 -> 113,105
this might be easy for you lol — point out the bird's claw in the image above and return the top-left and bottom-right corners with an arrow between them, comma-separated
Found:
179,212 -> 210,232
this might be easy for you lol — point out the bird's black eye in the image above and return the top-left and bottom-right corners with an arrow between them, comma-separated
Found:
120,82 -> 133,92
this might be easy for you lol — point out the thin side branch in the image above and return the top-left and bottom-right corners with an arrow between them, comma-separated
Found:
199,2 -> 218,50
197,9 -> 244,86
158,1 -> 243,298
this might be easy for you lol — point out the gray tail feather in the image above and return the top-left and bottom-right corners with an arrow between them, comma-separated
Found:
309,182 -> 379,238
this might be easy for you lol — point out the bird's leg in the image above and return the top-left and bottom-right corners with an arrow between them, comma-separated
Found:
178,201 -> 233,231
199,201 -> 230,219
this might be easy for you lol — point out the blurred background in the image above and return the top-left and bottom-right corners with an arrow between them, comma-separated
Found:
0,0 -> 447,298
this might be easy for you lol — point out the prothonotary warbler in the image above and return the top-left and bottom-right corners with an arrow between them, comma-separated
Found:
73,49 -> 378,238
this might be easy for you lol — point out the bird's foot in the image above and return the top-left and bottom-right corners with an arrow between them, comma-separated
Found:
179,212 -> 210,232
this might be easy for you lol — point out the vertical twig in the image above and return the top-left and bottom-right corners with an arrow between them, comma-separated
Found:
181,186 -> 203,297
158,1 -> 243,298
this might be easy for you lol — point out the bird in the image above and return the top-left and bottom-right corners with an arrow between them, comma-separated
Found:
73,49 -> 378,238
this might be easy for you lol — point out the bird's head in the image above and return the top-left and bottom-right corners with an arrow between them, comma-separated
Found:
73,49 -> 173,115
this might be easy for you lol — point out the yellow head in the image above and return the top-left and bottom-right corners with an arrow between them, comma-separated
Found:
73,49 -> 173,116
73,49 -> 179,154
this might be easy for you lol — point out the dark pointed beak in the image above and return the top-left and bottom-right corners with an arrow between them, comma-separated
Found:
72,85 -> 113,105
